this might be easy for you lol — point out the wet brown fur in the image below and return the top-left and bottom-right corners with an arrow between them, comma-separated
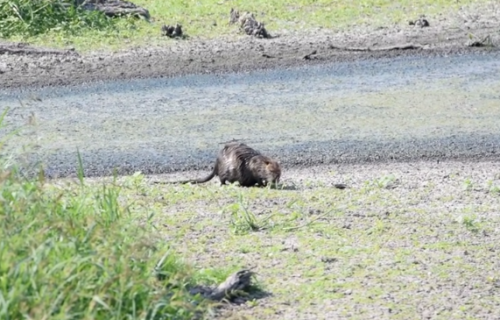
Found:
164,142 -> 281,187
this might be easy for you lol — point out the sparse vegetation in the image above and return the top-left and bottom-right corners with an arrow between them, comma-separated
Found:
117,163 -> 500,319
2,101 -> 500,318
1,0 -> 499,318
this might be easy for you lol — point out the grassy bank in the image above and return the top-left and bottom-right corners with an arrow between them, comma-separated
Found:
2,0 -> 488,51
0,114 -> 231,319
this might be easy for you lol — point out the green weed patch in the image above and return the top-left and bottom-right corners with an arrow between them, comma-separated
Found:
0,0 -> 116,38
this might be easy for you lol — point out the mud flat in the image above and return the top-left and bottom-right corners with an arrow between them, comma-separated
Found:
1,48 -> 500,178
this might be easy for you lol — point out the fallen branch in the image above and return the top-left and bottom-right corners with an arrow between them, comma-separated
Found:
467,35 -> 495,48
0,43 -> 78,56
208,269 -> 255,301
154,253 -> 258,303
329,44 -> 425,52
303,50 -> 317,60
75,0 -> 150,20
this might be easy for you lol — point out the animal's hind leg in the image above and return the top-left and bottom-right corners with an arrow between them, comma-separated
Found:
258,179 -> 267,187
219,177 -> 227,186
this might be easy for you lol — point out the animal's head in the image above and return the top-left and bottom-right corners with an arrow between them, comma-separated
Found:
257,156 -> 281,186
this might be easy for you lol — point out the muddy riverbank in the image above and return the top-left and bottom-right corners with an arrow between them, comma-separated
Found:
1,0 -> 500,89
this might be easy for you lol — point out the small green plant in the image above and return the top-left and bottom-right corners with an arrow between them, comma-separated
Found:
372,174 -> 398,189
457,214 -> 481,233
486,180 -> 500,194
225,192 -> 275,235
462,178 -> 474,191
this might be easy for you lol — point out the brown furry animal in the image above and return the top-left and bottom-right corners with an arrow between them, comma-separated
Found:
161,142 -> 281,187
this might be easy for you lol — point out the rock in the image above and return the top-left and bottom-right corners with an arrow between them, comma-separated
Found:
230,9 -> 271,38
409,16 -> 430,28
161,24 -> 184,38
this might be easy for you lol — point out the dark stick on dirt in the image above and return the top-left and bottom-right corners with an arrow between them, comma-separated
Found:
303,50 -> 318,60
329,44 -> 425,52
0,43 -> 78,56
333,183 -> 347,189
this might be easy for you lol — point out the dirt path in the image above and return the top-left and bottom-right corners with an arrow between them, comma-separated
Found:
1,1 -> 499,89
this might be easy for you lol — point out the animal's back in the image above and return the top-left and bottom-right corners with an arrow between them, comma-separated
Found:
216,142 -> 262,184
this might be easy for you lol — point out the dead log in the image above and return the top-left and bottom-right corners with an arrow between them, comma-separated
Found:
183,269 -> 256,302
229,9 -> 271,38
75,0 -> 150,20
208,269 -> 255,301
328,44 -> 425,52
0,42 -> 78,56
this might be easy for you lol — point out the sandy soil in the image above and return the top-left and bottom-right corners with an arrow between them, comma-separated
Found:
1,1 -> 500,89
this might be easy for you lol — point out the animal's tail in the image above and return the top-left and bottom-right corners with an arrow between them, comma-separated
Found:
178,170 -> 216,184
153,162 -> 218,185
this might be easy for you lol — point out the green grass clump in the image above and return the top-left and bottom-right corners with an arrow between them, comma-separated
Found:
0,170 -> 216,319
0,113 -> 223,320
0,0 -> 116,38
